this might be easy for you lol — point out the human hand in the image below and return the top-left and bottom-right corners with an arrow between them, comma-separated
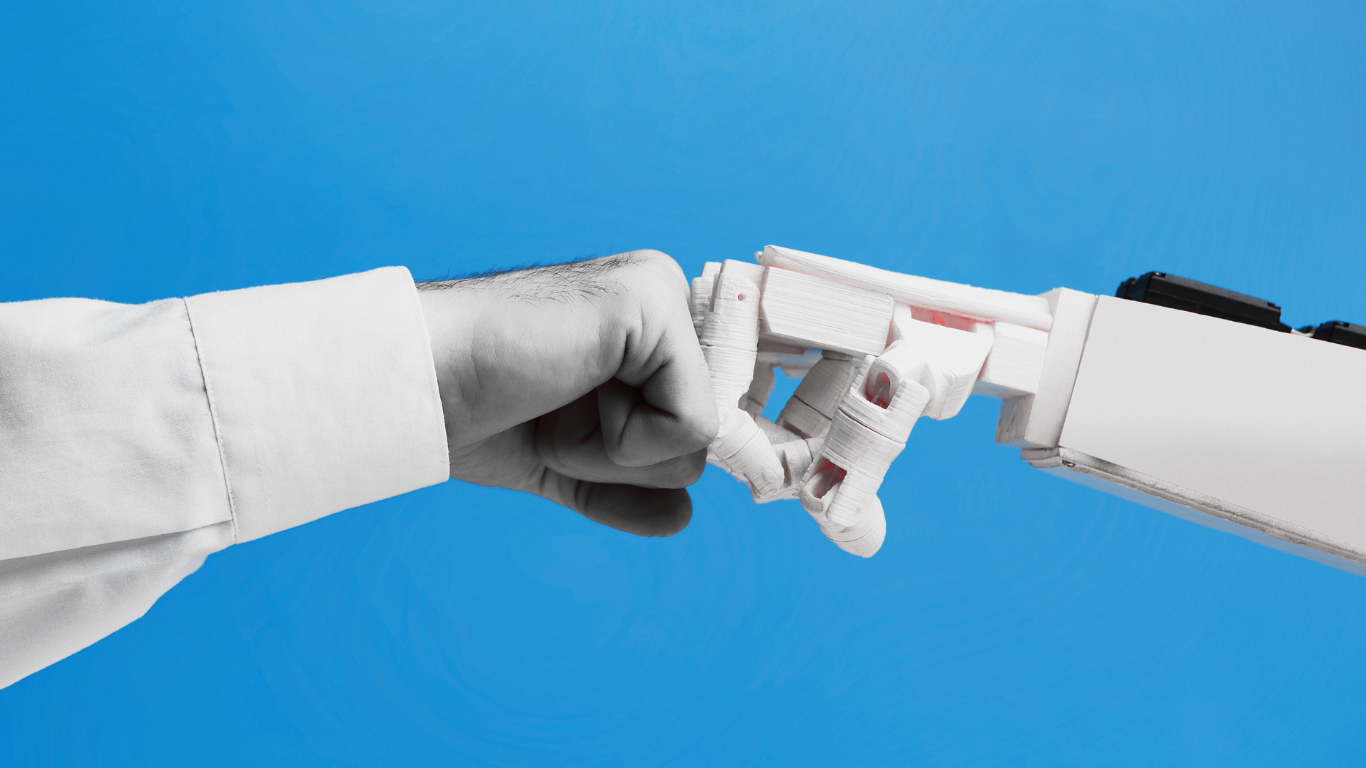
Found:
417,251 -> 719,536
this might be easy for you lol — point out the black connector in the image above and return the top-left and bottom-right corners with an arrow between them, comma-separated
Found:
1300,321 -> 1366,351
1117,271 -> 1365,351
1115,272 -> 1290,332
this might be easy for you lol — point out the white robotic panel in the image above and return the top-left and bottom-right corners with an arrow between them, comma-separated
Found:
1051,296 -> 1366,566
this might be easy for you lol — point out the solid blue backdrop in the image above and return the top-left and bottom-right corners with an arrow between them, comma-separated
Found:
2,1 -> 1364,765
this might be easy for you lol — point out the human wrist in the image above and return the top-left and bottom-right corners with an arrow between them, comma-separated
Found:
416,282 -> 480,450
414,272 -> 621,450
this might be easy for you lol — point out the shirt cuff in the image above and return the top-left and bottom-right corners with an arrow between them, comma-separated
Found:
185,267 -> 449,543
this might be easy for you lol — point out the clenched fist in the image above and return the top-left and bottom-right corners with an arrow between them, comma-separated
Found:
418,251 -> 719,536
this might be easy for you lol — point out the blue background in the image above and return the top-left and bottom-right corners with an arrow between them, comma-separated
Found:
3,0 -> 1365,764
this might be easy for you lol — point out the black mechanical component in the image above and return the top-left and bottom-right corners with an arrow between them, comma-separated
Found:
1115,272 -> 1290,332
1116,271 -> 1364,351
1299,321 -> 1366,351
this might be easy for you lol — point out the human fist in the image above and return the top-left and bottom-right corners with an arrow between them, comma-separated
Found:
417,251 -> 719,536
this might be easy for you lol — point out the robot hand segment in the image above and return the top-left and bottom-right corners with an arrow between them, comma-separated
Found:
775,352 -> 859,439
742,361 -> 776,418
708,407 -> 787,499
810,494 -> 887,559
690,250 -> 1006,558
795,318 -> 993,553
885,304 -> 995,421
709,409 -> 824,503
698,271 -> 761,410
698,266 -> 796,501
798,359 -> 932,536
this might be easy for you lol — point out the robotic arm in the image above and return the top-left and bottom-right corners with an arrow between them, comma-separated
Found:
693,246 -> 1366,574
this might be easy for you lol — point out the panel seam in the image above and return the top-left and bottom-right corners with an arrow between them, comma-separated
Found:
183,297 -> 240,544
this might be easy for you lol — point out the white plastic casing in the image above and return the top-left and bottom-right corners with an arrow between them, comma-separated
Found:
1024,296 -> 1366,574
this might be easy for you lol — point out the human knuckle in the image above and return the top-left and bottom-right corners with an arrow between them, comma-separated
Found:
629,250 -> 686,285
602,437 -> 632,465
628,248 -> 670,264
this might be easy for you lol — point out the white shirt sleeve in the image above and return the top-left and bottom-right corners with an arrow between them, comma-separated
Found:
0,267 -> 449,688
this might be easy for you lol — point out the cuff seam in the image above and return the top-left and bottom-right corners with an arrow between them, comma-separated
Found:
183,297 -> 241,545
403,274 -> 452,480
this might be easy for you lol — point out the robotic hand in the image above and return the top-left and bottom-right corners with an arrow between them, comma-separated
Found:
693,246 -> 1366,576
691,246 -> 1051,557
